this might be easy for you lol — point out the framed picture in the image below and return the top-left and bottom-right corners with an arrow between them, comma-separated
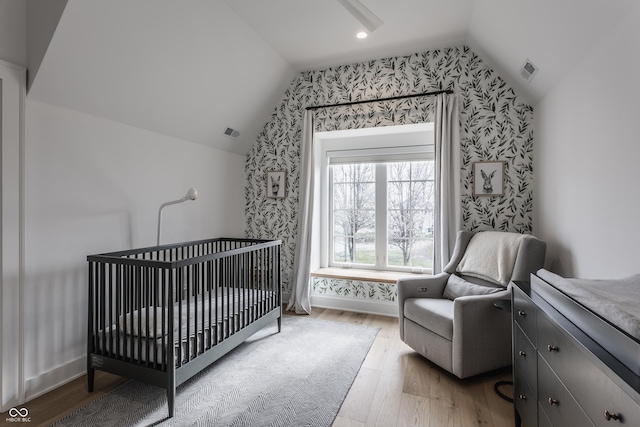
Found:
266,170 -> 287,199
473,161 -> 505,196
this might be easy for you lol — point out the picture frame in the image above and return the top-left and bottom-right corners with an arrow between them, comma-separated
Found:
472,161 -> 505,196
266,170 -> 287,199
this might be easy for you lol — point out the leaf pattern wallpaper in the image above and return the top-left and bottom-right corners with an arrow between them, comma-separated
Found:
245,46 -> 533,302
312,278 -> 397,302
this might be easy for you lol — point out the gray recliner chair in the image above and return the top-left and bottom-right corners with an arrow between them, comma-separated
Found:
397,230 -> 546,379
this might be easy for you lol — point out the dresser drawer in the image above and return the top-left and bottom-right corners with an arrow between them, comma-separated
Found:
537,406 -> 553,427
514,371 -> 537,427
513,287 -> 537,343
537,312 -> 640,427
514,323 -> 537,394
538,355 -> 594,427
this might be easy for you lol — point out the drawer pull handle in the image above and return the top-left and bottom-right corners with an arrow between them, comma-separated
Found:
547,345 -> 559,352
518,310 -> 526,317
518,350 -> 526,357
604,410 -> 620,421
518,394 -> 527,400
548,398 -> 559,406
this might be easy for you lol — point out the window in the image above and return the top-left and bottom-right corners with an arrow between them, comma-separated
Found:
319,123 -> 436,273
330,160 -> 434,272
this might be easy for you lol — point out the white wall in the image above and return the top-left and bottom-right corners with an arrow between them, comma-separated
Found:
534,3 -> 640,278
0,0 -> 26,67
22,100 -> 246,400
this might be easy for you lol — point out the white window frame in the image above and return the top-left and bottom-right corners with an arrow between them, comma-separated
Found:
317,123 -> 434,274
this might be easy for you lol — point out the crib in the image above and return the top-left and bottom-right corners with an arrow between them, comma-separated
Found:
87,237 -> 282,417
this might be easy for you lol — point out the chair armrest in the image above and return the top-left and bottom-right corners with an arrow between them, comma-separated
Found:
452,288 -> 512,377
397,273 -> 450,340
453,288 -> 510,306
397,273 -> 449,302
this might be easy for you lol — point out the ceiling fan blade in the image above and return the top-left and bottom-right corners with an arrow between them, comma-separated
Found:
337,0 -> 383,32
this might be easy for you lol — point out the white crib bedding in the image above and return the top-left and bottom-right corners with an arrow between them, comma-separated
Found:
97,288 -> 273,365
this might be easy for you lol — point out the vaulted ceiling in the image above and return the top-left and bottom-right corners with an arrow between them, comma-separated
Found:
27,0 -> 637,155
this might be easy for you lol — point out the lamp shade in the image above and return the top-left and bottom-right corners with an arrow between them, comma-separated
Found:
184,187 -> 198,200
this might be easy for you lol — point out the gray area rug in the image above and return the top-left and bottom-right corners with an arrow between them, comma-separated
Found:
53,316 -> 378,427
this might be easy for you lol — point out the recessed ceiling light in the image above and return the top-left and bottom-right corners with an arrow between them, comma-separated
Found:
356,31 -> 368,39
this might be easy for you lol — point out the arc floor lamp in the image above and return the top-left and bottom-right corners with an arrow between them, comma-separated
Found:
156,187 -> 198,246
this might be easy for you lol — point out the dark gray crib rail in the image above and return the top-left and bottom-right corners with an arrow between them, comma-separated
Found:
87,238 -> 282,373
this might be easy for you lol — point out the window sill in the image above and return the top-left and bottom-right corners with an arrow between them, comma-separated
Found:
311,267 -> 427,284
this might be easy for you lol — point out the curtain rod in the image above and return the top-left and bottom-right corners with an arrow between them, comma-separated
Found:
306,89 -> 453,111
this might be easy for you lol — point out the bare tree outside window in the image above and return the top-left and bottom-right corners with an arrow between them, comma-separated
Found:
331,160 -> 434,270
332,163 -> 375,264
387,161 -> 434,268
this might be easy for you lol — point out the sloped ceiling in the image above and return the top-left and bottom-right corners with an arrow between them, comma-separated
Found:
28,0 -> 638,155
467,0 -> 638,108
223,0 -> 474,71
28,0 -> 296,155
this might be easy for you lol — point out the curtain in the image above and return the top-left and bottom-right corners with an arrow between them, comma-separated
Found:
433,93 -> 462,273
287,110 -> 314,314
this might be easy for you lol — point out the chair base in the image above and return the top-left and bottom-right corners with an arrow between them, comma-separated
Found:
404,319 -> 453,375
403,318 -> 511,379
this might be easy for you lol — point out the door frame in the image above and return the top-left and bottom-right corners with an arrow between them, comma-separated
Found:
0,58 -> 26,412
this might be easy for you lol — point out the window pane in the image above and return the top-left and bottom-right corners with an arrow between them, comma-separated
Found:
333,183 -> 353,209
356,182 -> 376,210
411,238 -> 434,268
354,235 -> 375,265
388,238 -> 433,268
409,182 -> 428,209
333,235 -> 350,263
332,163 -> 375,265
387,160 -> 434,268
333,209 -> 352,236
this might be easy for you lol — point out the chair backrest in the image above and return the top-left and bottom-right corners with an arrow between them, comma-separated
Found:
444,230 -> 546,287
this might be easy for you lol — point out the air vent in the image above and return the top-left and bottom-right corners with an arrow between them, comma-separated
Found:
222,127 -> 240,139
520,59 -> 539,83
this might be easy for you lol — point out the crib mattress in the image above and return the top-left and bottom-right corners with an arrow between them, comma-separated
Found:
96,288 -> 274,366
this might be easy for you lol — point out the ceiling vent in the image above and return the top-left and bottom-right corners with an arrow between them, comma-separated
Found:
222,127 -> 240,139
520,59 -> 539,83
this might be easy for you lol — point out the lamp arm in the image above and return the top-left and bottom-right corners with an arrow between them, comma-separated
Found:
156,197 -> 188,246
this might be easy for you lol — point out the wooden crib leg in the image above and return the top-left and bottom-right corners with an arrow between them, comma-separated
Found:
277,316 -> 282,333
167,388 -> 175,418
167,362 -> 176,418
87,367 -> 95,392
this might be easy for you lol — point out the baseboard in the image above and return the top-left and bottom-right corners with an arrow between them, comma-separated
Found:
24,356 -> 85,402
310,294 -> 398,317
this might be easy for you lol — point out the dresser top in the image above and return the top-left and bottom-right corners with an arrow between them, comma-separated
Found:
514,275 -> 640,403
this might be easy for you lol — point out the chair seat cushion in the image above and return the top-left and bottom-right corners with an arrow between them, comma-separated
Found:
404,298 -> 454,340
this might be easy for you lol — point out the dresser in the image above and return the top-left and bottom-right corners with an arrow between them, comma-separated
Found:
511,277 -> 640,427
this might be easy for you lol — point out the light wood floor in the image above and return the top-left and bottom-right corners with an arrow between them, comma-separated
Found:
310,308 -> 514,427
3,308 -> 513,427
